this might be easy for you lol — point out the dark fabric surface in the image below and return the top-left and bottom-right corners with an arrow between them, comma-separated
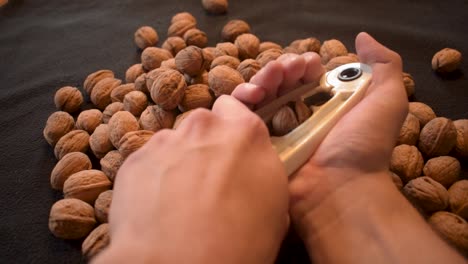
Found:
0,0 -> 467,263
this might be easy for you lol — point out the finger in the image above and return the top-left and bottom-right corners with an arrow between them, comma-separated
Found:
277,53 -> 307,95
302,52 -> 325,84
249,60 -> 284,104
231,82 -> 266,106
212,95 -> 256,120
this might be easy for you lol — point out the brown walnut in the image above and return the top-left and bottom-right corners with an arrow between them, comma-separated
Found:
43,111 -> 75,146
175,45 -> 207,76
319,39 -> 348,64
94,190 -> 113,223
139,105 -> 176,132
390,144 -> 424,183
151,69 -> 187,110
237,59 -> 261,82
408,102 -> 436,127
125,63 -> 145,83
428,211 -> 468,254
221,19 -> 251,42
183,28 -> 208,48
432,48 -> 462,73
140,47 -> 173,71
325,55 -> 360,71
110,83 -> 136,103
215,42 -> 239,58
453,119 -> 468,159
90,77 -> 122,110
167,19 -> 197,38
50,152 -> 92,191
83,70 -> 114,96
89,124 -> 114,159
102,102 -> 124,124
119,130 -> 155,158
49,198 -> 96,240
171,12 -> 196,24
418,117 -> 457,157
108,111 -> 140,148
211,55 -> 240,70
259,41 -> 282,53
179,84 -> 214,112
134,26 -> 159,50
202,0 -> 228,14
256,48 -> 284,67
403,176 -> 449,213
235,33 -> 260,60
449,180 -> 468,220
402,72 -> 415,97
208,65 -> 244,97
397,113 -> 420,146
82,223 -> 110,260
162,36 -> 187,56
123,91 -> 148,116
54,130 -> 90,160
100,150 -> 124,182
54,86 -> 83,113
63,170 -> 112,204
76,109 -> 103,134
272,105 -> 299,136
423,156 -> 461,188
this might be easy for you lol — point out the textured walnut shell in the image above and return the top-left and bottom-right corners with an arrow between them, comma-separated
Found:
190,71 -> 209,85
215,42 -> 239,58
237,59 -> 261,82
89,124 -> 114,159
162,36 -> 187,56
235,33 -> 260,60
119,130 -> 154,158
259,41 -> 282,53
294,100 -> 312,124
134,26 -> 159,50
211,55 -> 240,70
102,102 -> 124,124
125,63 -> 145,83
83,70 -> 114,96
123,91 -> 148,116
290,38 -> 321,54
319,39 -> 348,64
408,102 -> 436,127
397,113 -> 420,146
108,111 -> 140,148
449,180 -> 468,220
403,176 -> 449,213
54,130 -> 90,160
202,0 -> 228,14
110,83 -> 136,103
428,211 -> 468,254
141,47 -> 173,71
423,156 -> 460,188
390,172 -> 403,190
49,198 -> 96,240
54,86 -> 83,113
82,223 -> 110,259
160,58 -> 177,70
256,48 -> 284,67
151,69 -> 187,110
208,65 -> 244,97
167,19 -> 197,38
100,150 -> 124,182
179,84 -> 214,112
43,111 -> 75,146
146,68 -> 170,92
171,12 -> 196,24
175,45 -> 206,76
453,119 -> 468,159
134,73 -> 149,95
402,72 -> 415,97
50,152 -> 92,191
63,170 -> 112,204
432,48 -> 462,73
90,77 -> 122,110
202,47 -> 217,66
139,105 -> 176,132
94,190 -> 112,223
183,28 -> 208,48
325,55 -> 360,71
76,109 -> 103,134
221,19 -> 251,42
272,105 -> 299,136
390,144 -> 424,183
418,117 -> 457,157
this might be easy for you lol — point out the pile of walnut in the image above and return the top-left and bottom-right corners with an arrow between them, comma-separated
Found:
43,11 -> 466,259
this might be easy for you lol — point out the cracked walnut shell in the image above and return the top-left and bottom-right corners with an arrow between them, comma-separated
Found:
418,117 -> 457,158
54,86 -> 83,113
403,176 -> 449,213
49,198 -> 96,240
390,144 -> 424,183
423,156 -> 460,188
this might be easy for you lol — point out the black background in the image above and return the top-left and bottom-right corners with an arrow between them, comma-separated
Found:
0,0 -> 467,263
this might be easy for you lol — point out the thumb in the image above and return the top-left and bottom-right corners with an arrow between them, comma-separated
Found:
211,95 -> 258,120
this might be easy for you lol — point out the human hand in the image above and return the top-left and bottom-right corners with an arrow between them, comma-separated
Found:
93,96 -> 289,264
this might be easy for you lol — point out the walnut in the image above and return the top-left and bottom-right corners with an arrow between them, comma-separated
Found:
221,19 -> 251,42
43,111 -> 75,146
294,100 -> 312,124
54,86 -> 83,113
390,172 -> 403,190
237,59 -> 261,82
256,48 -> 284,67
259,41 -> 282,53
89,124 -> 114,159
432,48 -> 462,73
123,91 -> 148,116
90,77 -> 122,110
134,26 -> 159,50
272,105 -> 299,136
235,33 -> 260,60
94,190 -> 113,223
453,119 -> 468,159
83,70 -> 114,96
102,102 -> 124,124
397,113 -> 420,146
100,150 -> 124,182
202,47 -> 218,66
162,36 -> 187,56
171,12 -> 196,24
428,211 -> 468,254
119,130 -> 155,158
140,47 -> 173,71
110,83 -> 135,103
190,71 -> 209,85
50,152 -> 92,191
151,69 -> 187,110
161,59 -> 178,71
167,19 -> 197,38
403,176 -> 449,213
319,39 -> 348,64
108,111 -> 140,148
215,42 -> 239,57
408,102 -> 436,127
202,0 -> 228,14
134,73 -> 149,94
179,84 -> 214,112
449,180 -> 468,220
183,28 -> 208,48
146,68 -> 170,92
175,46 -> 207,76
139,105 -> 176,132
208,65 -> 244,97
76,109 -> 103,134
290,38 -> 321,54
423,156 -> 460,188
402,72 -> 415,97
325,55 -> 360,71
390,144 -> 424,183
125,63 -> 145,83
82,224 -> 110,259
418,117 -> 457,157
49,198 -> 96,240
211,55 -> 240,70
63,170 -> 112,204
54,130 -> 90,160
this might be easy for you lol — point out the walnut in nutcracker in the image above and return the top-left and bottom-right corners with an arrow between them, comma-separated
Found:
90,77 -> 122,110
272,105 -> 299,136
237,59 -> 261,82
418,117 -> 457,157
49,198 -> 96,240
183,28 -> 208,48
390,144 -> 424,183
208,65 -> 244,97
89,124 -> 114,159
54,130 -> 90,160
432,48 -> 462,73
403,176 -> 449,213
202,0 -> 228,14
162,36 -> 186,56
294,100 -> 312,124
108,111 -> 139,148
221,19 -> 251,42
134,26 -> 159,50
63,169 -> 112,204
76,109 -> 103,134
43,111 -> 75,146
448,180 -> 468,220
123,91 -> 148,116
94,190 -> 113,223
83,70 -> 114,96
235,33 -> 260,60
119,130 -> 155,158
125,63 -> 145,83
139,105 -> 176,132
423,156 -> 460,188
319,39 -> 348,64
54,86 -> 83,113
151,69 -> 187,110
397,113 -> 420,146
100,150 -> 124,182
179,84 -> 214,112
428,211 -> 468,254
50,152 -> 92,190
141,47 -> 173,71
82,223 -> 110,260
